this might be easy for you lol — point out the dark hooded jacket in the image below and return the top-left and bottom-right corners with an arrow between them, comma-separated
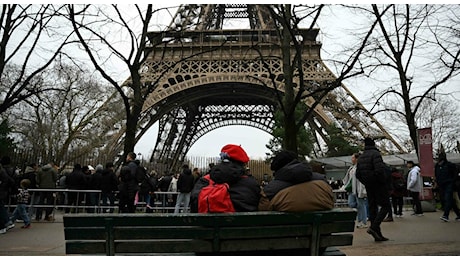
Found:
66,166 -> 86,190
23,165 -> 38,190
118,161 -> 140,198
435,159 -> 457,186
355,145 -> 386,187
263,159 -> 326,200
177,167 -> 195,193
100,168 -> 119,194
258,157 -> 332,212
190,159 -> 261,212
0,166 -> 16,200
36,163 -> 58,189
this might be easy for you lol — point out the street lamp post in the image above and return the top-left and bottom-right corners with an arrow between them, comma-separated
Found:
138,153 -> 143,164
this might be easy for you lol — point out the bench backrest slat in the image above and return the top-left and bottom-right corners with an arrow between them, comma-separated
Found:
63,208 -> 357,256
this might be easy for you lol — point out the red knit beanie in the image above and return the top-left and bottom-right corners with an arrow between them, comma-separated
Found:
220,144 -> 249,163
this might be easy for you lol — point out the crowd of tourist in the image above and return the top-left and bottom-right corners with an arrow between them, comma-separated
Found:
1,140 -> 460,243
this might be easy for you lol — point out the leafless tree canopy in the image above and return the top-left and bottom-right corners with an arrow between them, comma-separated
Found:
0,5 -> 73,115
337,4 -> 460,154
9,62 -> 121,166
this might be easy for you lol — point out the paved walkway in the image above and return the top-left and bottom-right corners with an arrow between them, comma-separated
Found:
338,210 -> 460,256
0,209 -> 459,256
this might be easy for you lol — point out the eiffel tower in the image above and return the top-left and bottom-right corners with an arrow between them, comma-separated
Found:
113,4 -> 404,171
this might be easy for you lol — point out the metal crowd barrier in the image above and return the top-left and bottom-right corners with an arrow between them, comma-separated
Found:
332,189 -> 349,208
332,189 -> 418,212
7,189 -> 413,217
6,189 -> 181,218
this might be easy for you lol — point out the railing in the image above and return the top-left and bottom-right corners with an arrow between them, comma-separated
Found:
7,189 -> 182,219
6,189 -> 416,218
332,189 -> 419,212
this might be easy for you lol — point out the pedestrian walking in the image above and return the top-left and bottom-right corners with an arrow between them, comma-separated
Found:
435,152 -> 460,222
356,137 -> 390,242
9,179 -> 32,229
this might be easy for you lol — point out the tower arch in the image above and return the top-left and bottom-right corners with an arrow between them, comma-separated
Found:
109,4 -> 404,171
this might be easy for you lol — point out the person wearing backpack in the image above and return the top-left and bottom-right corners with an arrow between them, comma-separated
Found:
390,168 -> 406,218
190,144 -> 261,213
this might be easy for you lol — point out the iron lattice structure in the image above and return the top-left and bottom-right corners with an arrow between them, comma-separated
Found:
111,4 -> 404,172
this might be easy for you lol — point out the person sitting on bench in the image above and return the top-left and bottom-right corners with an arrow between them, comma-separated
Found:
259,150 -> 334,212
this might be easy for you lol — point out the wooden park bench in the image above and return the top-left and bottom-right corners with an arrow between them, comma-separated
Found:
63,208 -> 357,256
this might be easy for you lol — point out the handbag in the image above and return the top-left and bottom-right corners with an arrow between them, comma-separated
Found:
344,181 -> 352,192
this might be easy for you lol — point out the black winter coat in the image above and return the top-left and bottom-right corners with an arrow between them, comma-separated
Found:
100,169 -> 118,194
22,167 -> 37,190
118,162 -> 139,198
0,166 -> 16,200
90,170 -> 103,190
66,169 -> 86,190
158,175 -> 172,192
356,145 -> 386,187
177,169 -> 195,193
139,176 -> 158,196
435,160 -> 457,186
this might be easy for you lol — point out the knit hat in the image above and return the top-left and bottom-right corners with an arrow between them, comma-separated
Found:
220,144 -> 249,163
270,150 -> 297,171
364,137 -> 375,146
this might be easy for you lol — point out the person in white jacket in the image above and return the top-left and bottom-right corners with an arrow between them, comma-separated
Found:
342,153 -> 368,228
406,161 -> 423,216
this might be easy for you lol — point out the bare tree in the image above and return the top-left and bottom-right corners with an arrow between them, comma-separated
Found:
263,4 -> 378,154
387,94 -> 460,153
0,4 -> 72,115
67,4 -> 168,163
10,63 -> 121,166
364,4 -> 460,155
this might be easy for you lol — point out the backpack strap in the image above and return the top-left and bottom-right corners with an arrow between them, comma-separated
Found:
203,174 -> 214,185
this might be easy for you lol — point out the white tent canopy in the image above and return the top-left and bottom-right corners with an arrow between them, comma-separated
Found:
313,152 -> 460,169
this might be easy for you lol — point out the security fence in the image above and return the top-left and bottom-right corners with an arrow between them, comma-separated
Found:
6,189 -> 418,219
6,189 -> 356,216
